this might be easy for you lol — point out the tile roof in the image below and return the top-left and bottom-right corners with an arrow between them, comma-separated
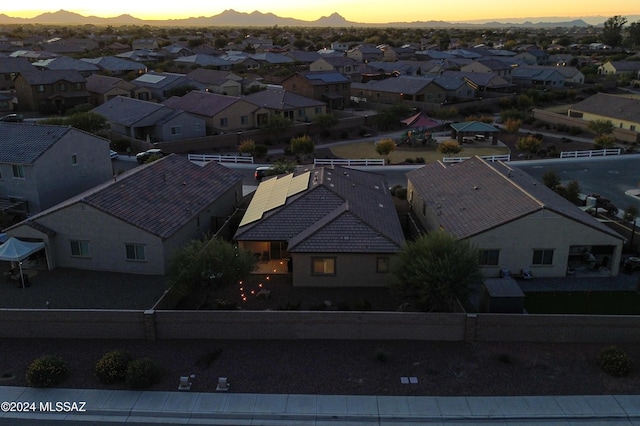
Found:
163,91 -> 240,117
33,56 -> 100,72
0,122 -> 71,164
81,56 -> 147,73
86,74 -> 136,94
244,88 -> 325,110
173,54 -> 232,67
302,71 -> 349,84
351,77 -> 432,95
92,96 -> 170,126
235,166 -> 405,253
569,93 -> 640,122
22,155 -> 243,240
407,157 -> 623,241
0,57 -> 36,73
18,69 -> 86,84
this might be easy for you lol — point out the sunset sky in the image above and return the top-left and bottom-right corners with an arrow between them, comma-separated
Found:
3,1 -> 639,23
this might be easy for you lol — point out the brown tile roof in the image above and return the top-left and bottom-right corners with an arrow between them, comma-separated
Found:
407,157 -> 623,240
18,155 -> 242,240
234,166 -> 405,253
569,93 -> 640,123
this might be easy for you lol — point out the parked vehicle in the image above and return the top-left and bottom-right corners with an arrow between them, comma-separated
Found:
254,166 -> 274,181
110,150 -> 118,160
136,148 -> 165,164
1,114 -> 24,122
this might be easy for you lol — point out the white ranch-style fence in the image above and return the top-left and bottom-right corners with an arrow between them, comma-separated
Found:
442,154 -> 511,163
187,154 -> 254,164
314,158 -> 385,166
560,148 -> 622,159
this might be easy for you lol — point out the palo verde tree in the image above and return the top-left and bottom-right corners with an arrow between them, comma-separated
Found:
588,119 -> 614,136
375,138 -> 396,157
390,232 -> 482,312
167,237 -> 256,309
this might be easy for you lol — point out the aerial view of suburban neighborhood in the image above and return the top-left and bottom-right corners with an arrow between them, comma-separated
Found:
1,5 -> 640,423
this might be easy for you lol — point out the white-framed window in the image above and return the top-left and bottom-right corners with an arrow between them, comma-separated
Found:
37,85 -> 45,93
70,240 -> 90,257
12,165 -> 24,178
125,244 -> 146,261
170,126 -> 181,135
532,249 -> 554,265
480,249 -> 500,266
311,257 -> 336,275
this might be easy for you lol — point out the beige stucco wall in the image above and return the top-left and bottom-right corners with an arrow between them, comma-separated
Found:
470,210 -> 622,277
291,252 -> 393,288
407,180 -> 623,278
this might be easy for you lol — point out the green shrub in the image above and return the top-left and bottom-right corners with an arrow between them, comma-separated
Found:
125,357 -> 163,389
415,157 -> 426,164
598,345 -> 632,377
94,350 -> 132,384
26,355 -> 69,388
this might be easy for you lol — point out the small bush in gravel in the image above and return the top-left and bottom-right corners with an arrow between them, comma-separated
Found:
598,345 -> 632,377
126,358 -> 163,389
26,355 -> 69,388
94,350 -> 132,384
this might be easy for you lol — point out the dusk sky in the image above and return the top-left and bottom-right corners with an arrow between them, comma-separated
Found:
4,1 -> 640,23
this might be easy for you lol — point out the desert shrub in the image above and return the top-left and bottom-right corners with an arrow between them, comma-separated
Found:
415,157 -> 426,163
254,144 -> 268,158
394,187 -> 407,199
405,158 -> 415,163
598,345 -> 632,377
94,350 -> 132,384
26,355 -> 69,388
125,357 -> 163,389
112,138 -> 131,152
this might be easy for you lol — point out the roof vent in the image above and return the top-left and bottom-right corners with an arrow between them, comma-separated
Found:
473,186 -> 478,190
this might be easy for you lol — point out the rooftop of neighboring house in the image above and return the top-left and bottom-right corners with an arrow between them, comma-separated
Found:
16,69 -> 86,84
407,157 -> 623,241
243,87 -> 325,110
163,90 -> 242,117
92,96 -> 174,126
9,155 -> 243,240
235,166 -> 405,253
568,93 -> 640,122
0,122 -> 80,164
32,55 -> 100,72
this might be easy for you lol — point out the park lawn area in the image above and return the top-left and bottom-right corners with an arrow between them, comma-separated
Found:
329,140 -> 510,164
524,291 -> 640,315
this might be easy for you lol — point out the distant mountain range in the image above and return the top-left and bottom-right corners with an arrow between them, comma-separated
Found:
0,9 -> 637,28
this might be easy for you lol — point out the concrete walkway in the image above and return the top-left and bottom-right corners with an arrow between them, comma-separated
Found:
1,386 -> 640,424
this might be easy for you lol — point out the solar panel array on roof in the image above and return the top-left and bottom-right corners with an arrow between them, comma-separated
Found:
239,171 -> 310,227
136,74 -> 165,84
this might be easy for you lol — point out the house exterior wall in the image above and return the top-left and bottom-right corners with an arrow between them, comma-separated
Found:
155,112 -> 206,141
209,99 -> 258,133
569,110 -> 640,132
0,130 -> 112,214
291,252 -> 393,288
470,210 -> 622,277
408,178 -> 623,279
14,75 -> 88,112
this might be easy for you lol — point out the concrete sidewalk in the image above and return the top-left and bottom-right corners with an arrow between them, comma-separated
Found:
1,385 -> 639,424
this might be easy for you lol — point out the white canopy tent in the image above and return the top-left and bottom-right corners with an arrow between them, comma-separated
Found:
0,237 -> 45,288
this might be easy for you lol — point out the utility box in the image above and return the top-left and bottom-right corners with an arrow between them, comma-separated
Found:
481,278 -> 525,313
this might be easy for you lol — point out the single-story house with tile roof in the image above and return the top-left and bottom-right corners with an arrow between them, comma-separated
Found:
172,54 -> 233,71
131,71 -> 194,101
243,87 -> 326,125
442,70 -> 513,92
80,56 -> 147,76
406,157 -> 624,278
163,90 -> 257,134
234,166 -> 405,287
6,155 -> 244,274
450,121 -> 500,144
567,93 -> 640,134
86,74 -> 152,106
351,76 -> 447,105
33,56 -> 100,77
186,69 -> 244,96
93,96 -> 206,142
598,61 -> 640,77
0,122 -> 113,215
511,67 -> 565,88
